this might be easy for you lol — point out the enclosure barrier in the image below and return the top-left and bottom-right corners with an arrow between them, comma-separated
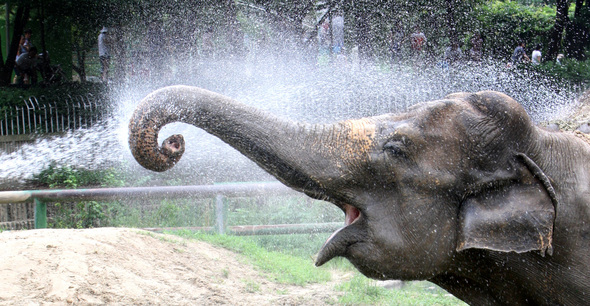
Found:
0,94 -> 108,154
0,182 -> 342,235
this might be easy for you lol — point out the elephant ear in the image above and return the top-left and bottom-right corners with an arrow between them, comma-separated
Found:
457,153 -> 557,256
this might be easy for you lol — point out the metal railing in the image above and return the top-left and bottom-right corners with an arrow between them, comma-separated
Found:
0,182 -> 342,235
0,94 -> 108,154
0,94 -> 107,136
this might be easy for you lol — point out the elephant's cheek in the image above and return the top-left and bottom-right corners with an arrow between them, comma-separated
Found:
346,244 -> 390,279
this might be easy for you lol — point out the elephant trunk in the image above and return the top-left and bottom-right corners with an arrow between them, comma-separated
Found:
129,86 -> 375,197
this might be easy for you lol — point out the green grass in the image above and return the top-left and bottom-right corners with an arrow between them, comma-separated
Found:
31,165 -> 465,305
171,229 -> 331,286
243,279 -> 262,293
337,274 -> 466,306
170,230 -> 466,305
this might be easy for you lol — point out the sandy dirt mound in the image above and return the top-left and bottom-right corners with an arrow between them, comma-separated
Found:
0,228 -> 346,305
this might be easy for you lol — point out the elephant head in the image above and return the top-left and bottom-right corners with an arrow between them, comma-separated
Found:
130,86 -> 572,304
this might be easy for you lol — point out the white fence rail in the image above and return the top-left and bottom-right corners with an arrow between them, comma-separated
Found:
0,94 -> 108,153
0,182 -> 343,235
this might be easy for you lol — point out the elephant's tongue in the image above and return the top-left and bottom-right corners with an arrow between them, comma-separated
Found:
345,204 -> 360,225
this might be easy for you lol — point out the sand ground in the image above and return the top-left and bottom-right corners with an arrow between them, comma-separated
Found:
0,227 -> 349,305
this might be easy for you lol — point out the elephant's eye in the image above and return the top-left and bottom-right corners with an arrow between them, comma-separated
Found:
383,137 -> 408,157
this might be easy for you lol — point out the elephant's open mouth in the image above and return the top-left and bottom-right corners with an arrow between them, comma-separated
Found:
344,204 -> 361,225
315,203 -> 363,266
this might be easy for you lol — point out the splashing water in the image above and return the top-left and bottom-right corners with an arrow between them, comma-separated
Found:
0,56 -> 580,187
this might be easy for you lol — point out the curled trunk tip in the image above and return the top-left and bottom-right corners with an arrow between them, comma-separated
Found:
128,87 -> 187,172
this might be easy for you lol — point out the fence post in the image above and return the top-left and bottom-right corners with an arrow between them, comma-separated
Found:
34,198 -> 47,229
215,195 -> 226,234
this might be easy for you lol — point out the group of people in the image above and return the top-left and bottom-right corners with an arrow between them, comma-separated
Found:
407,30 -> 548,70
390,27 -> 485,67
13,26 -> 111,85
13,28 -> 63,85
390,25 -> 551,70
510,41 -> 543,67
12,25 -> 556,86
441,39 -> 545,68
13,29 -> 39,85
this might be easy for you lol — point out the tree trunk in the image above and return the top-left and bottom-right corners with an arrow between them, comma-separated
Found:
353,3 -> 372,63
293,1 -> 314,48
0,4 -> 30,86
547,0 -> 570,60
224,0 -> 244,57
564,0 -> 588,60
445,0 -> 459,45
112,26 -> 126,84
39,0 -> 47,58
72,45 -> 86,82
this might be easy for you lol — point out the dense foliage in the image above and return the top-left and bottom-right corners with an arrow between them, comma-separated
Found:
31,163 -> 124,189
532,55 -> 590,84
0,82 -> 108,110
475,1 -> 556,57
2,0 -> 589,83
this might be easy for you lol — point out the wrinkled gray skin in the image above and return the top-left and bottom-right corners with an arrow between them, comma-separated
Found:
129,86 -> 590,305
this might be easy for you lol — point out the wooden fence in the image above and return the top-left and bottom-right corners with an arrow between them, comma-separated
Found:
0,203 -> 35,229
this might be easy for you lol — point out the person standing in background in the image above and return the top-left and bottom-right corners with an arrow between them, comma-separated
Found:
331,15 -> 344,54
202,27 -> 214,59
98,27 -> 111,82
444,41 -> 464,65
531,44 -> 542,65
15,46 -> 38,84
410,26 -> 427,54
389,22 -> 406,64
409,26 -> 427,66
510,41 -> 530,66
17,29 -> 33,59
469,32 -> 483,61
14,29 -> 33,83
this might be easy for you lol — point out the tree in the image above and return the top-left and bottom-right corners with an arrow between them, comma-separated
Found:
547,0 -> 570,60
475,2 -> 555,58
564,0 -> 589,60
1,0 -> 134,85
63,0 -> 134,82
348,1 -> 374,61
0,1 -> 31,86
252,0 -> 315,49
65,1 -> 103,82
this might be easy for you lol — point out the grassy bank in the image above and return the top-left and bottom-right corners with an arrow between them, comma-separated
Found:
30,165 -> 465,304
170,230 -> 466,305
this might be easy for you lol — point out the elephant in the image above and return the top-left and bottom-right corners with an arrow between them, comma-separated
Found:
129,85 -> 590,305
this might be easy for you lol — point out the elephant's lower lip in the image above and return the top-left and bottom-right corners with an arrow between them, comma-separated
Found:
315,204 -> 362,267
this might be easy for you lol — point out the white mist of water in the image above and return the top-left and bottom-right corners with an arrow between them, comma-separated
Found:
0,56 -> 580,187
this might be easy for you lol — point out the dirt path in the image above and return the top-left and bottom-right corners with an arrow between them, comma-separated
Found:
0,228 -> 348,305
